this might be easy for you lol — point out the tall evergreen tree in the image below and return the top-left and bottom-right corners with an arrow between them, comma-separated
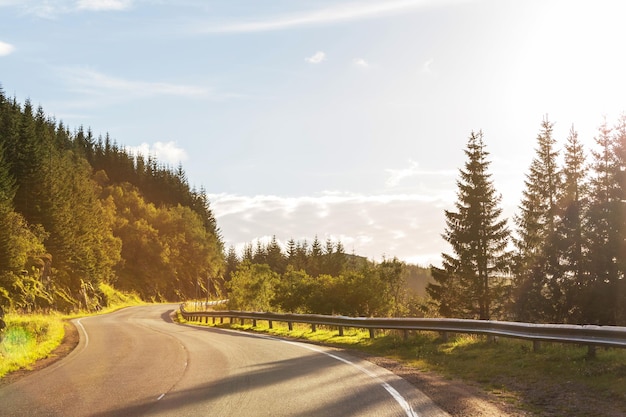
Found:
612,115 -> 626,324
428,131 -> 510,319
555,126 -> 589,322
584,118 -> 623,324
513,117 -> 562,322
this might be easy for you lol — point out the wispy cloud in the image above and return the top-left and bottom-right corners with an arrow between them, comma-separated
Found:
60,67 -> 210,99
385,159 -> 455,187
305,51 -> 326,64
76,0 -> 132,11
353,58 -> 369,68
200,0 -> 462,33
126,141 -> 188,165
208,191 -> 451,266
422,57 -> 434,73
0,41 -> 15,56
1,0 -> 132,18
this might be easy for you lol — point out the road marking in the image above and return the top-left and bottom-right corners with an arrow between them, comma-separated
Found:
157,394 -> 165,401
75,319 -> 89,348
280,339 -> 419,417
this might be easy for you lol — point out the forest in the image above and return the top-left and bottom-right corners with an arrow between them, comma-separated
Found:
0,89 -> 224,311
221,236 -> 432,318
428,119 -> 626,326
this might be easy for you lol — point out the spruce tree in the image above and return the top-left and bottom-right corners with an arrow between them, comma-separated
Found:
585,118 -> 623,324
612,115 -> 626,324
427,131 -> 510,319
513,117 -> 561,322
555,126 -> 589,322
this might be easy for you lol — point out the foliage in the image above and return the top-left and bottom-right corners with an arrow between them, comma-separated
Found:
0,87 -> 224,311
225,246 -> 424,317
428,131 -> 510,320
227,263 -> 279,311
513,117 -> 562,322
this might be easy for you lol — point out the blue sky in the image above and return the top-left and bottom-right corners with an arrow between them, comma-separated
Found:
2,0 -> 626,265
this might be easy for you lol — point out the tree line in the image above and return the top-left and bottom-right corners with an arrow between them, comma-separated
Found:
428,117 -> 626,326
222,236 -> 431,317
0,89 -> 223,311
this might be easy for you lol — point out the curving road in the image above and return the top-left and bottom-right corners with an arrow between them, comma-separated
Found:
0,305 -> 449,417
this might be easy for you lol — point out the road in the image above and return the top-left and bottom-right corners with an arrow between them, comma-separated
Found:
0,305 -> 449,417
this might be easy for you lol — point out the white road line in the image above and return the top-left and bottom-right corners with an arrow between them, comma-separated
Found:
75,319 -> 89,348
157,393 -> 165,401
280,339 -> 419,417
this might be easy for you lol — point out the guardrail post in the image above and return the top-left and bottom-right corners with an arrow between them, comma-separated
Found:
441,332 -> 449,342
311,323 -> 316,332
240,318 -> 245,325
403,330 -> 409,341
587,345 -> 596,359
212,317 -> 216,324
288,321 -> 293,331
269,320 -> 273,329
338,326 -> 344,336
220,317 -> 224,324
533,340 -> 541,352
369,328 -> 375,339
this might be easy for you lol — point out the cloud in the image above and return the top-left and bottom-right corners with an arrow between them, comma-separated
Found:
305,51 -> 326,64
208,191 -> 451,266
60,67 -> 209,99
386,160 -> 420,187
385,160 -> 456,187
202,0 -> 460,33
422,57 -> 434,73
0,0 -> 133,17
0,41 -> 15,56
125,141 -> 188,165
76,0 -> 132,11
353,58 -> 369,68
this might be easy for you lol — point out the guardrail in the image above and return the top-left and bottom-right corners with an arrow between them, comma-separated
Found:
178,306 -> 626,356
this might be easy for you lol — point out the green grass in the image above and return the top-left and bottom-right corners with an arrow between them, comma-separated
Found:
178,314 -> 626,409
0,314 -> 65,378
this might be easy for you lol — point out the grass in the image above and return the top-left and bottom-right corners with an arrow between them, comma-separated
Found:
0,314 -> 65,378
0,283 -> 144,379
178,314 -> 626,409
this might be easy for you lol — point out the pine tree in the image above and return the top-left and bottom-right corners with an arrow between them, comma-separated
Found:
513,117 -> 562,322
555,126 -> 589,322
427,131 -> 510,319
612,115 -> 626,324
584,118 -> 623,324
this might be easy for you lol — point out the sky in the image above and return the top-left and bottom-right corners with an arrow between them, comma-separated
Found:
2,0 -> 626,266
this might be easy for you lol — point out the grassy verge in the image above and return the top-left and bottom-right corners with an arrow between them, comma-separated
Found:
0,314 -> 65,378
0,283 -> 144,379
177,314 -> 626,410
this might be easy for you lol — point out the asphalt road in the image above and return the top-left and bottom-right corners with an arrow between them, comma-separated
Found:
0,305 -> 449,417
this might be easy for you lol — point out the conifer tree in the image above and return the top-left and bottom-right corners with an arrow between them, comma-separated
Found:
612,115 -> 626,324
555,126 -> 589,322
428,131 -> 510,319
513,117 -> 562,322
584,118 -> 623,324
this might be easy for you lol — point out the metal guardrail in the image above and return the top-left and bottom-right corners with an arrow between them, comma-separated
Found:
179,306 -> 626,354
